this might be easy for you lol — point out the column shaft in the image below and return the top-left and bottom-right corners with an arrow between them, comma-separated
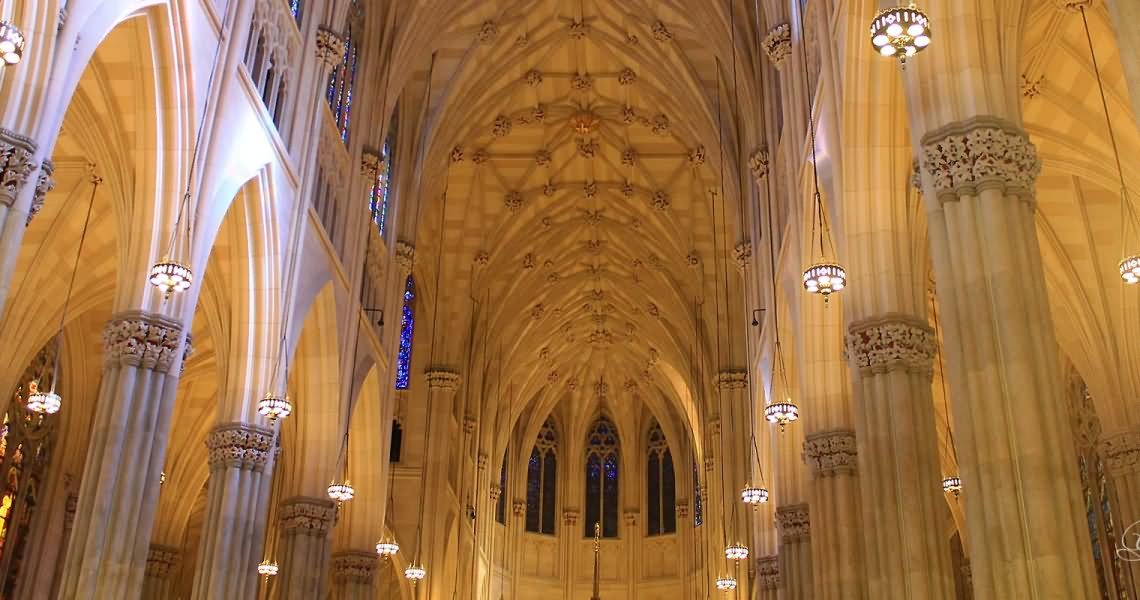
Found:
330,550 -> 377,600
803,430 -> 864,600
141,545 -> 180,600
775,504 -> 811,600
1100,432 -> 1140,593
276,496 -> 337,599
757,555 -> 780,600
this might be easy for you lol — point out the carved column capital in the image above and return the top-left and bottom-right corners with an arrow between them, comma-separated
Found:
775,504 -> 810,542
802,429 -> 858,478
27,159 -> 53,225
1100,430 -> 1140,476
102,311 -> 187,374
477,452 -> 489,470
623,510 -> 639,526
512,499 -> 526,517
206,422 -> 275,472
315,26 -> 346,67
279,496 -> 338,536
0,128 -> 37,208
733,240 -> 753,271
749,148 -> 770,185
395,241 -> 415,276
563,509 -> 580,526
463,415 -> 477,433
715,370 -> 748,391
145,544 -> 180,580
920,116 -> 1041,203
360,150 -> 381,181
332,550 -> 378,584
675,501 -> 690,519
489,485 -> 502,502
845,315 -> 936,376
425,369 -> 462,391
763,24 -> 792,67
757,555 -> 780,590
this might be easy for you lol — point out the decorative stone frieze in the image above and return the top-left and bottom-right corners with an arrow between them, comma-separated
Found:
749,148 -> 770,183
206,423 -> 274,471
315,27 -> 346,66
425,369 -> 462,391
146,545 -> 180,579
845,316 -> 936,375
27,160 -> 54,225
0,129 -> 36,208
1101,430 -> 1140,476
279,496 -> 337,535
776,504 -> 810,542
332,550 -> 378,583
802,430 -> 857,478
920,117 -> 1041,202
734,240 -> 752,270
394,241 -> 414,275
757,555 -> 780,589
715,370 -> 748,390
763,24 -> 792,66
102,311 -> 186,374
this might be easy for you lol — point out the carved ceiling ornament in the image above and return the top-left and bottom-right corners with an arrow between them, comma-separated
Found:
1021,73 -> 1044,99
802,429 -> 858,478
621,105 -> 637,124
0,129 -> 36,208
543,181 -> 558,197
578,139 -> 599,158
688,146 -> 707,167
621,148 -> 638,166
523,253 -> 536,270
504,190 -> 524,212
595,377 -> 609,400
279,496 -> 338,535
103,311 -> 186,374
733,240 -> 753,270
583,181 -> 598,198
686,251 -> 700,267
206,423 -> 274,472
572,111 -> 600,135
476,20 -> 499,43
474,250 -> 490,267
492,115 -> 513,137
450,146 -> 465,163
763,23 -> 792,66
618,67 -> 637,85
535,149 -> 552,166
471,149 -> 489,165
920,117 -> 1041,203
621,181 -> 635,198
651,20 -> 673,42
569,19 -> 590,39
650,190 -> 671,211
650,114 -> 670,135
515,34 -> 530,48
524,69 -> 544,87
571,72 -> 594,91
845,316 -> 936,375
775,503 -> 810,542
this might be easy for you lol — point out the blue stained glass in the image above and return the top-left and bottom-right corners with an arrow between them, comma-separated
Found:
370,135 -> 394,237
289,0 -> 302,23
326,18 -> 359,144
395,276 -> 415,389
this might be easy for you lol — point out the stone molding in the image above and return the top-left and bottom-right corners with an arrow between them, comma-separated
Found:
802,429 -> 858,478
315,26 -> 346,66
846,315 -> 936,376
762,24 -> 792,66
425,368 -> 462,391
206,422 -> 274,472
27,159 -> 54,225
102,311 -> 187,374
0,128 -> 36,208
757,555 -> 780,590
279,496 -> 337,535
1101,430 -> 1140,476
715,370 -> 748,391
920,116 -> 1041,203
145,544 -> 180,579
775,504 -> 810,542
332,550 -> 377,584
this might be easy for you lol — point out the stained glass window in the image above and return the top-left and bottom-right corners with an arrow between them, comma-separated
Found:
496,454 -> 508,524
289,0 -> 303,25
395,275 -> 415,389
526,419 -> 558,534
370,123 -> 396,237
389,420 -> 402,462
693,461 -> 703,527
326,2 -> 361,143
646,421 -> 676,536
585,417 -> 620,538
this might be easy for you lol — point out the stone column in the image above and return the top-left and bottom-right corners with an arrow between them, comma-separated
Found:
57,311 -> 189,599
0,128 -> 40,315
845,317 -> 955,599
624,510 -> 639,598
775,504 -> 811,600
757,555 -> 780,600
919,117 -> 1098,599
191,422 -> 276,599
1107,0 -> 1140,125
1099,431 -> 1140,591
421,369 -> 462,600
802,430 -> 864,600
276,496 -> 338,599
330,550 -> 378,600
141,545 -> 180,599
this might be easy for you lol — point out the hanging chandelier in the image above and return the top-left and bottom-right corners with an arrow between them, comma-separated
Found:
725,542 -> 749,562
741,484 -> 769,507
257,560 -> 279,577
149,258 -> 194,297
1121,253 -> 1140,285
0,18 -> 23,66
802,260 -> 847,298
942,476 -> 962,497
376,538 -> 400,558
869,4 -> 931,65
405,563 -> 427,583
765,400 -> 799,431
257,393 -> 293,422
26,386 -> 61,415
160,471 -> 167,486
715,576 -> 738,591
328,481 -> 355,503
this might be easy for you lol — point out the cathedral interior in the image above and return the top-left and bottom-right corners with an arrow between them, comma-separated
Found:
0,0 -> 1138,598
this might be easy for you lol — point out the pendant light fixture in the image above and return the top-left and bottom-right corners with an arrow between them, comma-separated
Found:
27,169 -> 101,415
716,576 -> 738,591
377,462 -> 400,557
797,1 -> 846,303
327,431 -> 355,503
1076,5 -> 1140,284
257,560 -> 279,578
0,6 -> 24,67
869,3 -> 932,67
258,331 -> 293,422
931,283 -> 961,498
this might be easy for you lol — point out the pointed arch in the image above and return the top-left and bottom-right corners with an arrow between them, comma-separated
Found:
645,420 -> 676,536
525,418 -> 558,535
584,415 -> 620,538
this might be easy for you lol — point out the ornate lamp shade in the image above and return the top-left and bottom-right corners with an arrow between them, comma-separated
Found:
803,261 -> 847,299
257,561 -> 279,577
160,471 -> 167,485
716,576 -> 738,591
405,563 -> 427,583
741,484 -> 769,507
0,20 -> 24,65
327,481 -> 355,503
1120,254 -> 1140,285
257,393 -> 293,422
870,4 -> 931,63
765,401 -> 800,431
725,543 -> 749,562
376,539 -> 400,558
942,476 -> 962,496
149,257 -> 193,297
25,390 -> 61,415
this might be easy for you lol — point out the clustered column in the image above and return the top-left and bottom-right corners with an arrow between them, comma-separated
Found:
276,496 -> 338,599
757,555 -> 780,600
191,422 -> 276,599
1099,432 -> 1140,589
330,550 -> 378,600
141,545 -> 180,599
802,429 -> 863,600
775,504 -> 811,600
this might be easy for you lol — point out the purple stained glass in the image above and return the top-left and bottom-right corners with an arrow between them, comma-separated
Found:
395,276 -> 415,389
